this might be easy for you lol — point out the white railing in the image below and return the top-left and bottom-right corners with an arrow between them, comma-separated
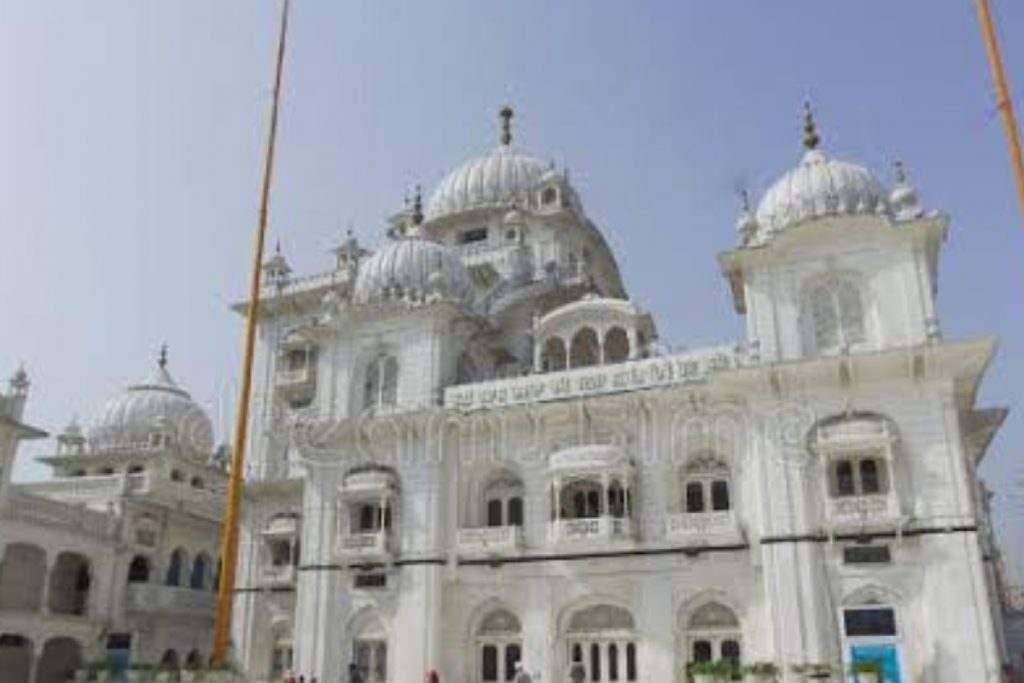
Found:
2,490 -> 112,537
552,516 -> 635,543
337,531 -> 391,560
276,365 -> 315,386
259,564 -> 297,586
124,584 -> 216,618
665,511 -> 742,544
457,526 -> 523,555
826,494 -> 898,528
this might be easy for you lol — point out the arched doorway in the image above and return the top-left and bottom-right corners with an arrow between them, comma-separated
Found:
190,553 -> 211,590
165,548 -> 187,586
474,607 -> 522,683
0,634 -> 33,683
0,544 -> 46,612
35,637 -> 82,683
48,552 -> 91,616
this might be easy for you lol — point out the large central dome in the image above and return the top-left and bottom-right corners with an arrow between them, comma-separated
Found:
427,145 -> 551,220
426,106 -> 555,220
87,357 -> 214,458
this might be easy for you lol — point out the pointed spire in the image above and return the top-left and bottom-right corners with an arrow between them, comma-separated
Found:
499,105 -> 514,146
802,101 -> 820,150
158,344 -> 168,369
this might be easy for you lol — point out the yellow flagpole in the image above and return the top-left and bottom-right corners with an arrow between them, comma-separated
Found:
211,0 -> 291,665
974,0 -> 1024,227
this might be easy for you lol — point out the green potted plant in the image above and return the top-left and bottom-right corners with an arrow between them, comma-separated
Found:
742,661 -> 779,682
126,662 -> 155,682
688,659 -> 729,683
850,660 -> 882,683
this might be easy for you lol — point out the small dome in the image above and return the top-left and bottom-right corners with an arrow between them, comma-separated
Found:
353,235 -> 473,306
754,149 -> 889,238
427,145 -> 551,219
87,361 -> 214,458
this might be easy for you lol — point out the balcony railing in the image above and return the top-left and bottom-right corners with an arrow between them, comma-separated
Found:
551,516 -> 635,544
826,493 -> 899,530
124,584 -> 215,618
276,365 -> 315,388
336,530 -> 392,562
457,526 -> 523,556
259,563 -> 297,587
665,511 -> 743,545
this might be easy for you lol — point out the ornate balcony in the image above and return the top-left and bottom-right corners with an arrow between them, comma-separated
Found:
124,584 -> 215,619
665,511 -> 743,546
551,516 -> 635,544
457,526 -> 523,557
335,530 -> 392,564
258,563 -> 297,588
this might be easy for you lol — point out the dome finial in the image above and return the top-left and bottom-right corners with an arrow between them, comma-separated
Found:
158,344 -> 168,369
499,105 -> 514,146
406,185 -> 424,236
802,101 -> 820,150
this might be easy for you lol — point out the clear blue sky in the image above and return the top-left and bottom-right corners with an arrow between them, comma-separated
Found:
2,1 -> 1023,566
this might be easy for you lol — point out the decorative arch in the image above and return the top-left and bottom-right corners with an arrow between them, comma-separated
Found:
127,555 -> 151,584
558,598 -> 637,683
678,593 -> 742,674
165,548 -> 188,587
569,328 -> 600,368
0,543 -> 46,612
0,634 -> 33,683
346,607 -> 390,683
361,349 -> 399,413
842,583 -> 902,607
541,337 -> 567,372
36,637 -> 82,683
470,601 -> 523,683
478,467 -> 525,528
48,552 -> 91,616
190,552 -> 212,590
603,327 -> 630,364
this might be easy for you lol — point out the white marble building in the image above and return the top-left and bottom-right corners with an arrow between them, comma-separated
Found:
228,105 -> 1012,683
0,355 -> 226,683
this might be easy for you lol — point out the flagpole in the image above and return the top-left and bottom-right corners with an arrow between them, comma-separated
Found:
974,0 -> 1024,227
211,0 -> 291,665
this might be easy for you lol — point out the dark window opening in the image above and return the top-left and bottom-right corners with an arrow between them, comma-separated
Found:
843,608 -> 897,637
458,228 -> 489,244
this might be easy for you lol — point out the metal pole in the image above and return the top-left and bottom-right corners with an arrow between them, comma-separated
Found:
975,0 -> 1024,227
211,0 -> 291,665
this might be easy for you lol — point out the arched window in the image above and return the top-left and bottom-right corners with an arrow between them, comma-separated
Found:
604,328 -> 630,364
681,456 -> 731,514
805,276 -> 866,356
561,481 -> 604,520
542,338 -> 567,372
363,354 -> 399,412
0,544 -> 47,612
483,473 -> 525,528
476,608 -> 522,683
190,553 -> 212,590
127,556 -> 150,584
47,552 -> 91,616
351,615 -> 388,683
684,602 -> 741,679
570,328 -> 600,368
565,605 -> 636,683
165,548 -> 187,587
127,465 -> 144,475
829,456 -> 887,497
190,476 -> 204,489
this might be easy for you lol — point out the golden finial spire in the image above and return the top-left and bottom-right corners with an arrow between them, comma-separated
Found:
802,101 -> 820,150
499,105 -> 514,146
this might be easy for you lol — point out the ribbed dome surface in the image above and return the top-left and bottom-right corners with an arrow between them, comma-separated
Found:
427,146 -> 550,219
87,364 -> 214,457
755,149 -> 889,237
353,236 -> 473,306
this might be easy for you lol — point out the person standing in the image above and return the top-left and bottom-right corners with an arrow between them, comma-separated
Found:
347,662 -> 364,683
514,662 -> 532,683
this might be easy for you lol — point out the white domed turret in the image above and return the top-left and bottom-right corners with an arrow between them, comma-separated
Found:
889,160 -> 924,221
354,190 -> 473,307
427,106 -> 560,220
87,347 -> 214,458
751,104 -> 890,243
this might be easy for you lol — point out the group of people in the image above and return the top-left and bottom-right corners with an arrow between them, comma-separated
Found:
282,662 -> 534,683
